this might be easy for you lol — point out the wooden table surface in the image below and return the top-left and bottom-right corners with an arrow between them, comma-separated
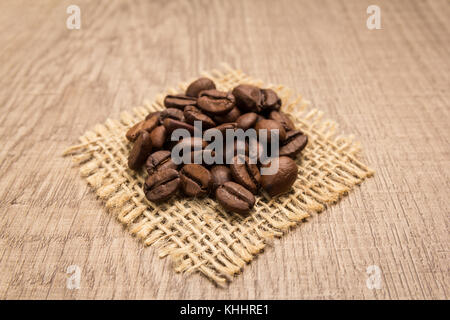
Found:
0,0 -> 448,300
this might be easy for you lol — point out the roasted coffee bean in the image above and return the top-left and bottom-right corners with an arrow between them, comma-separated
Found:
279,130 -> 308,157
214,122 -> 238,134
162,118 -> 196,135
261,88 -> 281,111
145,150 -> 178,175
204,122 -> 237,137
186,77 -> 216,97
126,115 -> 159,142
145,111 -> 161,120
230,156 -> 261,194
126,123 -> 144,142
149,125 -> 167,150
254,119 -> 286,143
260,156 -> 298,197
128,131 -> 153,170
232,84 -> 262,113
144,168 -> 180,202
160,108 -> 184,122
210,165 -> 232,191
236,112 -> 259,130
183,105 -> 216,129
180,164 -> 212,197
213,106 -> 241,124
269,110 -> 295,132
203,123 -> 237,148
164,94 -> 197,109
216,181 -> 255,214
197,90 -> 235,115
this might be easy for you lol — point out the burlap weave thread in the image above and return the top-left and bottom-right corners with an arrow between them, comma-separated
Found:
64,65 -> 374,285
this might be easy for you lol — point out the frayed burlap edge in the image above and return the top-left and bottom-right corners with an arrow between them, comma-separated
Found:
63,64 -> 374,286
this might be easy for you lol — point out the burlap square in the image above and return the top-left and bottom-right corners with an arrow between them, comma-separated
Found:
63,65 -> 374,286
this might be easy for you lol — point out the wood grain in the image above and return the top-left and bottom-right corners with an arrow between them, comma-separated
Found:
0,0 -> 448,299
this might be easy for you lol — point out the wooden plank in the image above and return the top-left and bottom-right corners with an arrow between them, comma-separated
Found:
0,0 -> 448,299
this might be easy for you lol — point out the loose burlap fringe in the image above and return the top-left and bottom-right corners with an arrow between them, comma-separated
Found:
63,65 -> 374,286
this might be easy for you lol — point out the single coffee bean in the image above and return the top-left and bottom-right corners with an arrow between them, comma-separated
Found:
162,118 -> 196,135
144,168 -> 180,202
145,111 -> 161,120
216,181 -> 255,214
230,156 -> 261,194
197,89 -> 235,115
210,165 -> 232,191
126,123 -> 144,142
149,125 -> 167,150
213,106 -> 241,124
128,131 -> 153,170
254,119 -> 286,143
180,164 -> 212,197
164,94 -> 197,109
203,123 -> 236,150
183,105 -> 216,129
261,88 -> 281,111
232,84 -> 262,113
260,156 -> 298,197
214,122 -> 238,134
279,130 -> 308,158
160,108 -> 184,122
204,122 -> 237,138
269,110 -> 295,132
186,77 -> 216,97
125,115 -> 159,142
236,112 -> 259,130
145,150 -> 178,175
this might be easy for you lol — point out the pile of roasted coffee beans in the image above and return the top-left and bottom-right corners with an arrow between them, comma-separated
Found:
126,78 -> 308,214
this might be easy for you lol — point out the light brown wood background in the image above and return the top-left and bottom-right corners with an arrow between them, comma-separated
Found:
0,0 -> 448,300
